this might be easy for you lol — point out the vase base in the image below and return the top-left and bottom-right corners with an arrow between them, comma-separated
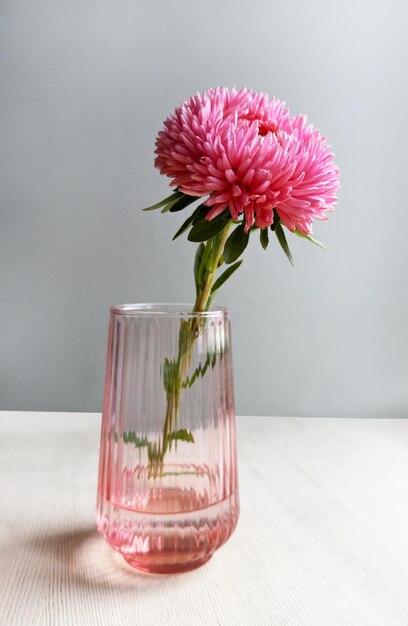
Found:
123,553 -> 212,574
98,488 -> 239,576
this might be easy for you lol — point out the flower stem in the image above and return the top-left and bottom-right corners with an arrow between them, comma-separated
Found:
151,223 -> 232,476
193,224 -> 231,313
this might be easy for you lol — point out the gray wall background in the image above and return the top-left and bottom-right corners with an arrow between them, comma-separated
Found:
1,0 -> 407,417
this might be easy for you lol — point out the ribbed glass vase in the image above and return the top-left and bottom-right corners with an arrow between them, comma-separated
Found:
96,304 -> 239,574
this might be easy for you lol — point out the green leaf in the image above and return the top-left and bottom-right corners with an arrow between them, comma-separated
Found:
274,222 -> 294,266
173,204 -> 207,240
223,224 -> 250,263
188,213 -> 231,243
192,204 -> 208,224
198,240 -> 213,287
205,290 -> 216,312
167,429 -> 195,444
132,434 -> 150,448
182,353 -> 211,388
173,214 -> 196,240
194,243 -> 206,294
211,260 -> 243,293
181,344 -> 224,389
270,209 -> 279,230
143,191 -> 181,211
294,229 -> 325,248
260,228 -> 269,250
160,193 -> 186,213
169,193 -> 199,213
121,431 -> 150,448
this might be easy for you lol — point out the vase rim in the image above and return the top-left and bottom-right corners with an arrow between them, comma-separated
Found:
110,303 -> 230,318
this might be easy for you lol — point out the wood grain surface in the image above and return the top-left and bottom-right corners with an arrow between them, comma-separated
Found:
1,412 -> 408,625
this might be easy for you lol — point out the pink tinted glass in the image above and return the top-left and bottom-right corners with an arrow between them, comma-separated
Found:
97,304 -> 239,574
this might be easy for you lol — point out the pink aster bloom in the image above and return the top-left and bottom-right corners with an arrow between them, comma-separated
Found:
155,87 -> 339,234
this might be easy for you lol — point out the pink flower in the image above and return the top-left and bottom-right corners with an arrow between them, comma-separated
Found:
155,87 -> 339,234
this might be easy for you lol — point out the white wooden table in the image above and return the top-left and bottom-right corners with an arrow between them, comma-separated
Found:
1,412 -> 408,625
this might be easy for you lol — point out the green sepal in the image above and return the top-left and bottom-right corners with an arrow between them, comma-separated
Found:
270,210 -> 279,231
143,191 -> 181,211
173,204 -> 208,240
294,229 -> 325,248
211,260 -> 243,293
260,228 -> 269,250
223,224 -> 250,263
188,212 -> 231,243
168,193 -> 199,213
160,193 -> 186,213
274,222 -> 294,266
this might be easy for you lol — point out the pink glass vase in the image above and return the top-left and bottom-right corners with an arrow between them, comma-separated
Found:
96,304 -> 239,574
